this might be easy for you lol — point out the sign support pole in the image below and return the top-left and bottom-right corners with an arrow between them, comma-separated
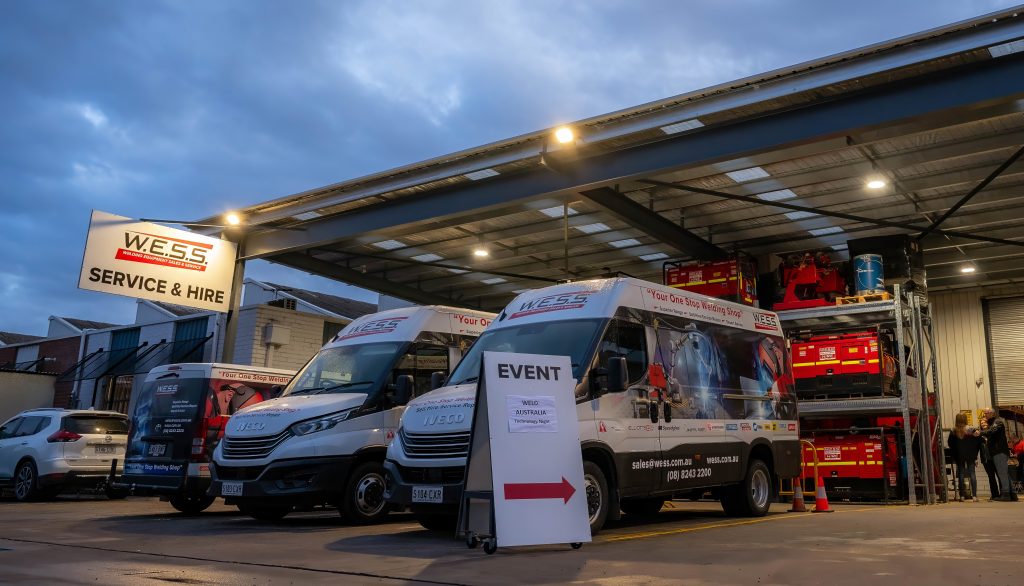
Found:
220,234 -> 246,364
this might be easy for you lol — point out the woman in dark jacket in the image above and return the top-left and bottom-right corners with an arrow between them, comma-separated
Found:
948,413 -> 982,501
979,415 -> 1001,500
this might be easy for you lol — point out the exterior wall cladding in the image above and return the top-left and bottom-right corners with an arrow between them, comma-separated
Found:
931,285 -> 1024,424
231,305 -> 350,372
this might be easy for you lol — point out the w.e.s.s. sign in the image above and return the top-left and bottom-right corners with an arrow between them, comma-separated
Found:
78,210 -> 237,312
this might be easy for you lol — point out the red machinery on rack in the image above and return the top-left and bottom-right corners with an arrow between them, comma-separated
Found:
773,251 -> 846,311
663,257 -> 757,306
792,330 -> 897,399
801,428 -> 902,501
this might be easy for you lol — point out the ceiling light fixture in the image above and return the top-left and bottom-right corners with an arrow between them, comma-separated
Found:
961,265 -> 976,274
554,126 -> 575,144
473,248 -> 490,258
866,179 -> 887,189
225,213 -> 241,226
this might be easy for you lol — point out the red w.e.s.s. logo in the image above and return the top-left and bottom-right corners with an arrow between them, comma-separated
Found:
115,231 -> 212,272
753,313 -> 779,331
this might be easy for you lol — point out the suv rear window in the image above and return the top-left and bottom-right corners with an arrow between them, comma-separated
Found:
63,416 -> 128,435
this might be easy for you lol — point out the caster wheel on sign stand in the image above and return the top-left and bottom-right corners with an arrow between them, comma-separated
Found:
483,539 -> 497,555
465,532 -> 479,549
571,543 -> 582,550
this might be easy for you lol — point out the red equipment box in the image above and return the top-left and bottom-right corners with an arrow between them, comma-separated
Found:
773,251 -> 846,311
801,430 -> 901,500
792,331 -> 896,399
663,258 -> 757,306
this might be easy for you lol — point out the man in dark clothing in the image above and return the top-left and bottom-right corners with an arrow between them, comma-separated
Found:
981,408 -> 1018,502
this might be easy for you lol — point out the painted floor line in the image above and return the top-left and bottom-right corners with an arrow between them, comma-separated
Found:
599,506 -> 885,543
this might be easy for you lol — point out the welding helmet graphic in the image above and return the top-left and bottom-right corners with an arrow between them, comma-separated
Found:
668,324 -> 725,418
752,337 -> 790,419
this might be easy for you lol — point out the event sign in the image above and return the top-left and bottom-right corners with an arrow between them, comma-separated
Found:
461,351 -> 591,548
78,210 -> 237,312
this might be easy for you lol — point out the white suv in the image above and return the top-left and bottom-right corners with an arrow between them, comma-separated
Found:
0,408 -> 129,501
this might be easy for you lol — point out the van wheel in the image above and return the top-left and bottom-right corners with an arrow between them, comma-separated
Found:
583,460 -> 610,534
13,461 -> 40,502
238,503 -> 292,522
721,459 -> 772,517
169,494 -> 215,515
620,497 -> 665,517
341,462 -> 390,524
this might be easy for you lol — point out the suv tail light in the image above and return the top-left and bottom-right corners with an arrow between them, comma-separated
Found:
47,430 -> 82,443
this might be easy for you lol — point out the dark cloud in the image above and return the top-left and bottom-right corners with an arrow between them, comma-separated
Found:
0,0 -> 1014,334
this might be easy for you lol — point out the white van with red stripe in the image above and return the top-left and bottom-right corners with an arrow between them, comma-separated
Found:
385,278 -> 800,533
209,305 -> 493,523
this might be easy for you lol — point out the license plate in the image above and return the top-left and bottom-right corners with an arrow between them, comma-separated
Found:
412,486 -> 443,503
95,445 -> 115,454
148,443 -> 166,457
221,481 -> 243,497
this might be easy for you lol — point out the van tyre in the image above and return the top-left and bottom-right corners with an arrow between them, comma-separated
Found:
583,460 -> 610,534
238,503 -> 292,522
341,462 -> 390,524
13,461 -> 40,502
720,459 -> 772,517
620,497 -> 665,517
169,494 -> 215,515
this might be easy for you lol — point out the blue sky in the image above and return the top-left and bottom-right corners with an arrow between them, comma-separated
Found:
0,0 -> 1016,335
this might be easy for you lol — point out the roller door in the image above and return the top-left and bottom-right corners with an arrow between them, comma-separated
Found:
984,296 -> 1024,406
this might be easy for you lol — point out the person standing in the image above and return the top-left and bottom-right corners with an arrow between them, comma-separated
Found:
979,415 -> 1001,500
947,413 -> 981,501
980,408 -> 1018,502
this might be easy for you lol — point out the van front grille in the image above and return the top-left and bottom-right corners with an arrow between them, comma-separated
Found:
221,430 -> 290,460
398,428 -> 471,459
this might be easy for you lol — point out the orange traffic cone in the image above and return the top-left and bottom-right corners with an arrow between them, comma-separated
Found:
812,476 -> 833,513
789,479 -> 808,512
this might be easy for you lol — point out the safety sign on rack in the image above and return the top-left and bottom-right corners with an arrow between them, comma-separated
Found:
460,351 -> 591,549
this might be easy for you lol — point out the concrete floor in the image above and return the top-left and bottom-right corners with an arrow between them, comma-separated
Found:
0,496 -> 1020,585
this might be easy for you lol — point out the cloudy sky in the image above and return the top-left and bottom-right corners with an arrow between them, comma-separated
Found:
0,0 -> 1016,335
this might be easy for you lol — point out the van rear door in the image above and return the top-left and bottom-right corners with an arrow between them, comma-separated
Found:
124,370 -> 208,485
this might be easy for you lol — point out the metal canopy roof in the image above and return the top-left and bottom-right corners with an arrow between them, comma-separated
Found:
200,7 -> 1024,311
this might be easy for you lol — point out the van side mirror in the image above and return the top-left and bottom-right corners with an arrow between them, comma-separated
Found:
430,371 -> 447,391
269,385 -> 283,398
592,356 -> 629,397
607,357 -> 628,394
393,374 -> 414,406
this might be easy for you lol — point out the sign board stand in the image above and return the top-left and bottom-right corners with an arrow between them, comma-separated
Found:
459,351 -> 591,554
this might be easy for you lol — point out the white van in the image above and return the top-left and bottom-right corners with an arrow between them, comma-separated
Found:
210,306 -> 494,522
119,363 -> 296,514
384,278 -> 800,533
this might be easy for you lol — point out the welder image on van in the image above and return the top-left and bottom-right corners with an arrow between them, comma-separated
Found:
639,315 -> 796,422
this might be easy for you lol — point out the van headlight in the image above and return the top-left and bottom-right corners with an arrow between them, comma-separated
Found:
290,409 -> 356,436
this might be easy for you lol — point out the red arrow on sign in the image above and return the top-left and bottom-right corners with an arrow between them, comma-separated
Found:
503,477 -> 576,504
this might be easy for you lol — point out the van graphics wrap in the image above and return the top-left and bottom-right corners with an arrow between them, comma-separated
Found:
507,291 -> 594,320
125,374 -> 285,481
336,316 -> 409,341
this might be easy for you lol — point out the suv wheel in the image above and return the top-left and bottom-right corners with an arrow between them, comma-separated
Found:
13,461 -> 41,502
341,462 -> 390,524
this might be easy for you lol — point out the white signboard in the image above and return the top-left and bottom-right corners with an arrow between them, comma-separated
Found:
463,351 -> 591,548
78,210 -> 238,312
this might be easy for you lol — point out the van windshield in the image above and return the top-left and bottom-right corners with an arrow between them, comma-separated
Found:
448,319 -> 604,385
284,342 -> 404,396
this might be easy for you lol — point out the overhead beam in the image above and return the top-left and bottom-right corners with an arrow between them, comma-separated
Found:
577,187 -> 727,259
242,55 -> 1024,260
642,179 -> 1024,249
271,252 -> 466,308
916,144 -> 1024,240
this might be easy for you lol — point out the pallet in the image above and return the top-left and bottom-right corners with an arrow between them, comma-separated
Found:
835,292 -> 892,305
